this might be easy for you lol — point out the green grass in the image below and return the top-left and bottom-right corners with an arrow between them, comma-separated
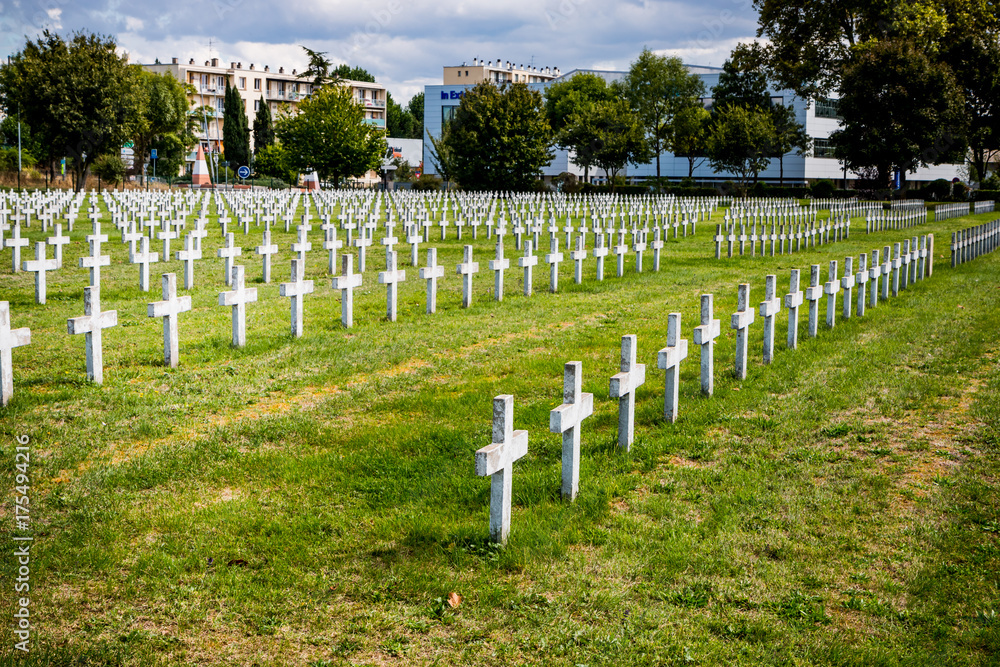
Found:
0,197 -> 998,665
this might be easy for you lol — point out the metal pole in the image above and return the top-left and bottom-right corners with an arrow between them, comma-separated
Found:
17,105 -> 22,193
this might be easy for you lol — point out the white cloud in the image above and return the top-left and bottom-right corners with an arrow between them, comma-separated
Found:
125,16 -> 144,32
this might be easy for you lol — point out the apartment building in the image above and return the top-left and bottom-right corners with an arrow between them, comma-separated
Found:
144,57 -> 387,158
443,58 -> 560,85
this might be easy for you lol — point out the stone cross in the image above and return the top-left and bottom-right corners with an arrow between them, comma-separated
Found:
693,294 -> 720,395
891,243 -> 902,297
570,236 -> 587,284
256,229 -> 279,283
406,226 -> 421,267
855,254 -> 868,317
0,301 -> 31,406
175,232 -> 200,290
279,259 -> 315,337
354,233 -> 373,272
730,283 -> 756,380
518,240 -> 538,296
840,256 -> 855,320
593,235 -> 609,281
475,394 -> 528,544
823,260 -> 840,329
157,221 -> 178,260
377,250 -> 406,322
634,232 -> 646,273
881,245 -> 891,302
121,223 -> 142,256
657,312 -> 688,423
67,286 -> 118,385
5,224 -> 28,272
218,233 -> 243,286
419,247 -> 445,314
759,274 -> 781,364
323,227 -> 343,275
147,273 -> 192,368
785,269 -> 804,349
292,225 -> 312,262
545,237 -> 563,293
488,238 -> 510,301
900,239 -> 911,290
218,265 -> 258,348
332,253 -> 363,328
609,335 -> 646,451
651,227 -> 664,272
613,232 -> 628,277
456,245 -> 479,308
804,264 -> 823,338
47,224 -> 71,268
550,361 -> 594,501
131,235 -> 160,292
22,242 -> 59,305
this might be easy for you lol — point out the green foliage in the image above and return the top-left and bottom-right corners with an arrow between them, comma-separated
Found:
253,97 -> 275,153
707,105 -> 775,189
544,72 -> 616,134
411,174 -> 442,191
924,178 -> 953,201
253,143 -> 295,184
150,133 -> 187,183
567,99 -> 650,186
222,82 -> 251,171
670,104 -> 712,178
386,92 -> 416,138
940,35 -> 1000,185
406,92 -> 424,140
0,30 -> 145,191
133,70 -> 193,182
91,153 -> 126,185
769,103 -> 811,184
297,47 -> 336,87
0,146 -> 36,171
442,81 -> 553,191
810,179 -> 836,198
711,44 -> 772,112
426,124 -> 456,185
831,39 -> 967,190
619,48 -> 706,180
0,116 -> 42,163
333,64 -> 376,83
275,85 -> 385,187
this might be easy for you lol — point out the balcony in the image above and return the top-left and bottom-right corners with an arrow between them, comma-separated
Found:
358,98 -> 386,108
363,118 -> 386,128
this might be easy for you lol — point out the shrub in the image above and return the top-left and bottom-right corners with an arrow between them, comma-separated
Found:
923,178 -> 952,201
412,174 -> 442,191
91,154 -> 126,186
810,179 -> 836,198
972,189 -> 1000,201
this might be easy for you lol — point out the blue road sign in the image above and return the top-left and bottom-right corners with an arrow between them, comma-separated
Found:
150,149 -> 157,160
237,165 -> 251,179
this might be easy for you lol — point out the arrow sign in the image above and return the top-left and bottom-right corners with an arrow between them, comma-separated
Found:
237,165 -> 251,179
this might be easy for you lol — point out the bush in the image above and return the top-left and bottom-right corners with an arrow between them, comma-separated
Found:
581,183 -> 650,195
412,174 -> 442,191
923,178 -> 952,201
91,154 -> 126,186
973,189 -> 1000,201
0,146 -> 37,171
810,179 -> 836,198
982,172 -> 1000,190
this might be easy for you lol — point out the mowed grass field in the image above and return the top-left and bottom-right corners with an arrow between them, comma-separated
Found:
1,197 -> 998,666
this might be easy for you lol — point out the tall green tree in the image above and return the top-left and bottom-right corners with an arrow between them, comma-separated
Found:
297,47 -> 339,87
442,81 -> 553,191
275,85 -> 385,187
618,48 -> 706,183
223,82 -> 250,169
940,35 -> 1000,185
711,44 -> 772,112
830,39 -> 966,190
670,103 -> 712,178
707,105 -> 776,190
406,92 -> 424,140
386,92 -> 414,137
569,99 -> 650,187
253,96 -> 275,153
769,104 -> 811,184
544,71 -> 616,134
0,30 -> 144,191
333,64 -> 376,83
133,70 -> 191,183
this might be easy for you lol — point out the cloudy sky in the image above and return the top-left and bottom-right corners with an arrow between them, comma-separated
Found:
1,0 -> 760,104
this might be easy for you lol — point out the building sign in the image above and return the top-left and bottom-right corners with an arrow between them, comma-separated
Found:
440,90 -> 465,100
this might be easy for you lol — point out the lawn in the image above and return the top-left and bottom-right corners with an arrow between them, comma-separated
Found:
1,194 -> 998,666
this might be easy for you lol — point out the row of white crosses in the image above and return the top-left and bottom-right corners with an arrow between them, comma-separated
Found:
864,207 -> 929,232
713,218 -> 850,259
951,221 -> 999,267
476,232 -> 938,544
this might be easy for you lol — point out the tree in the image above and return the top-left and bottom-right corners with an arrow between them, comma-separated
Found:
426,124 -> 456,186
222,82 -> 250,170
275,84 -> 385,187
92,153 -> 126,188
253,96 -> 275,153
769,103 -> 811,184
707,105 -> 775,190
544,71 -> 615,134
567,99 -> 650,186
0,30 -> 144,191
830,40 -> 966,190
386,92 -> 414,137
333,64 -> 376,83
670,104 -> 712,178
941,35 -> 1000,185
133,70 -> 191,184
442,81 -> 553,191
254,143 -> 295,184
406,92 -> 424,140
297,47 -> 339,87
711,44 -> 772,112
619,48 -> 706,183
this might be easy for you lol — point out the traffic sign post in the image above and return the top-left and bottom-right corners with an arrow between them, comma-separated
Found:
238,165 -> 251,180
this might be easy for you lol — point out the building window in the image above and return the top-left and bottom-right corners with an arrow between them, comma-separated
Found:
457,71 -> 461,78
217,76 -> 226,88
813,137 -> 836,158
815,97 -> 841,119
254,99 -> 260,111
770,96 -> 784,106
239,77 -> 246,89
442,105 -> 458,125
254,78 -> 261,90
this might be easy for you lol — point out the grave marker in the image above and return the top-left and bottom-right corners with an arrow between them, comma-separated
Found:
457,245 -> 479,308
475,394 -> 528,544
130,235 -> 159,292
759,274 -> 781,364
805,264 -> 822,338
550,361 -> 594,501
785,269 -> 803,349
693,294 -> 720,395
47,224 -> 70,268
218,265 -> 258,347
545,237 -> 563,293
518,240 -> 538,296
657,312 -> 688,423
419,247 -> 445,314
488,238 -> 510,301
22,242 -> 58,304
730,283 -> 755,380
218,233 -> 242,286
609,335 -> 646,451
377,250 -> 405,322
147,273 -> 192,368
67,287 -> 117,384
0,301 -> 31,406
840,256 -> 855,320
332,254 -> 363,328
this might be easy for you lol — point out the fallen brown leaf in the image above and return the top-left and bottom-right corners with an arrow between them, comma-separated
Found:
447,592 -> 462,608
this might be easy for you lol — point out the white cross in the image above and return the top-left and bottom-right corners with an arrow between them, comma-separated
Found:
157,220 -> 178,259
891,242 -> 902,297
218,265 -> 258,348
840,256 -> 856,320
545,237 -> 563,293
881,244 -> 892,301
79,228 -> 111,289
609,334 -> 646,451
592,235 -> 609,281
353,233 -> 373,272
406,225 -> 421,266
456,244 -> 479,308
147,273 -> 192,368
280,259 -> 315,337
785,269 -> 804,350
731,284 -> 755,380
218,233 -> 243,286
419,247 -> 445,314
488,238 -> 510,301
323,227 -> 343,275
175,232 -> 201,290
693,294 -> 720,395
518,240 -> 538,296
47,224 -> 71,268
67,287 -> 118,385
759,274 -> 781,364
130,235 -> 159,292
377,250 -> 406,322
634,233 -> 647,273
613,232 -> 628,277
823,260 -> 840,328
657,312 -> 688,423
5,224 -> 28,273
804,264 -> 823,338
550,361 -> 593,501
121,223 -> 142,256
0,301 -> 31,406
255,229 -> 279,283
570,236 -> 587,284
651,227 -> 664,271
292,225 -> 312,262
22,242 -> 58,305
475,395 -> 528,545
332,253 -> 363,328
855,253 -> 869,317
